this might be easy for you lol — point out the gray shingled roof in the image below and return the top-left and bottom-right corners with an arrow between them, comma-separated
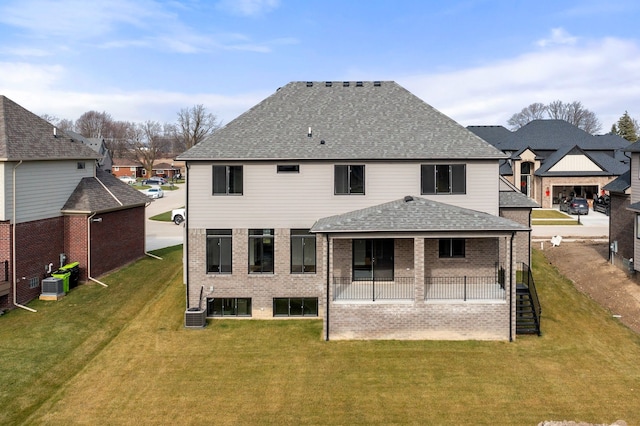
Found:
603,169 -> 630,193
177,81 -> 506,161
0,96 -> 100,161
310,196 -> 528,233
61,170 -> 150,213
499,191 -> 540,208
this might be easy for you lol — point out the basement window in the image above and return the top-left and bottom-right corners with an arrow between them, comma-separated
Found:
29,277 -> 39,289
277,165 -> 300,173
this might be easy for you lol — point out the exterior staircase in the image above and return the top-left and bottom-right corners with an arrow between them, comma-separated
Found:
516,264 -> 541,335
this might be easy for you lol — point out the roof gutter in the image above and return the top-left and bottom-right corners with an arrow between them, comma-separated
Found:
12,160 -> 36,312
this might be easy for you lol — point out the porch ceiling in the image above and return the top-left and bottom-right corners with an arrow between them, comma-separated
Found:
310,196 -> 529,234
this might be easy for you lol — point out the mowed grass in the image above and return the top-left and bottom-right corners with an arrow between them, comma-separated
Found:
2,247 -> 640,424
532,208 -> 580,225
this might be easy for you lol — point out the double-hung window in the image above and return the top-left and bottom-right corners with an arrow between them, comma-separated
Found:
249,229 -> 274,274
290,229 -> 316,273
421,164 -> 466,194
213,165 -> 243,195
206,229 -> 232,273
439,238 -> 466,258
335,165 -> 365,195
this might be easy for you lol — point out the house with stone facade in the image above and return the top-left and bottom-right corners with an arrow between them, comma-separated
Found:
0,95 -> 149,311
468,120 -> 629,209
177,81 -> 538,340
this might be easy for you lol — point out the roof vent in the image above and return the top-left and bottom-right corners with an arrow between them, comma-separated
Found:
320,140 -> 325,145
404,196 -> 413,203
325,81 -> 332,87
53,127 -> 58,138
306,82 -> 313,87
374,81 -> 381,87
356,81 -> 363,87
343,81 -> 349,87
307,127 -> 312,138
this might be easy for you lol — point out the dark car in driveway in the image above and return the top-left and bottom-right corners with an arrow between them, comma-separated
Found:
593,195 -> 610,215
560,197 -> 589,215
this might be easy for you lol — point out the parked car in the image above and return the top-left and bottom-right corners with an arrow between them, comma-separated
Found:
593,195 -> 610,215
560,197 -> 589,215
119,176 -> 136,184
171,208 -> 185,225
142,177 -> 167,185
142,187 -> 164,199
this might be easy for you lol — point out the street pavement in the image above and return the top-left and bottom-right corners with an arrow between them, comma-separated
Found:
531,208 -> 609,242
143,184 -> 185,251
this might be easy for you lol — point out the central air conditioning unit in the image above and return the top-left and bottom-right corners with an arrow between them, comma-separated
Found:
184,285 -> 206,328
184,308 -> 206,328
41,276 -> 64,295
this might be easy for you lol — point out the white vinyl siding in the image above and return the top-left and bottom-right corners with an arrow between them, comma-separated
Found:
548,155 -> 603,172
187,160 -> 499,229
4,160 -> 95,223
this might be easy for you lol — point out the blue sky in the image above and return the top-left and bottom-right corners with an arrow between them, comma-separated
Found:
1,0 -> 639,131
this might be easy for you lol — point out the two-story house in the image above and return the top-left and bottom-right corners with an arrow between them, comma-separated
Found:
469,121 -> 629,208
0,95 -> 150,311
177,81 -> 536,340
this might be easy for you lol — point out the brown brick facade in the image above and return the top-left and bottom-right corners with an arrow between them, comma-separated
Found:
188,228 -> 517,340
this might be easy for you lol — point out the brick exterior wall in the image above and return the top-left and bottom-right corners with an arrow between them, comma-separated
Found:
88,207 -> 146,279
538,176 -> 616,209
187,228 -> 326,319
64,215 -> 88,280
500,209 -> 532,266
14,217 -> 65,306
188,228 -> 517,340
609,193 -> 633,267
0,222 -> 12,309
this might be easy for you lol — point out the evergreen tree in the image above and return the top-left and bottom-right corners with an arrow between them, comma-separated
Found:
614,111 -> 639,142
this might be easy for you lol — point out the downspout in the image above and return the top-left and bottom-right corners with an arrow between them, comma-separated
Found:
12,160 -> 36,312
87,212 -> 108,287
185,162 -> 190,309
325,233 -> 330,341
509,232 -> 514,342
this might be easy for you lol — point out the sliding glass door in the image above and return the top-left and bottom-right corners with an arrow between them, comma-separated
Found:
352,239 -> 394,281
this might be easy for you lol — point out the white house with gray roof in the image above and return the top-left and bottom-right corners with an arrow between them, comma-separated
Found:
177,81 -> 538,340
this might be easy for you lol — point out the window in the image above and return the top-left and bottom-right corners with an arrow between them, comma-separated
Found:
335,165 -> 365,194
421,164 -> 466,194
636,215 -> 640,239
520,162 -> 533,196
206,298 -> 252,317
113,166 -> 120,171
273,298 -> 318,317
439,239 -> 465,258
213,165 -> 243,195
249,229 -> 274,273
290,229 -> 316,273
277,165 -> 300,173
130,166 -> 137,172
77,161 -> 85,170
206,229 -> 232,273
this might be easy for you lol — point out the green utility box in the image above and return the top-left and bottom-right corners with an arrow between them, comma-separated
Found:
52,262 -> 80,293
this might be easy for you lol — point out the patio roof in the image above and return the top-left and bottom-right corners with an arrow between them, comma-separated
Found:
310,196 -> 529,234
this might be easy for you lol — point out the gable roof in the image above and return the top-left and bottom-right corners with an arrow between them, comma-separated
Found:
61,170 -> 150,214
309,196 -> 528,234
0,96 -> 100,161
177,81 -> 506,161
498,176 -> 540,208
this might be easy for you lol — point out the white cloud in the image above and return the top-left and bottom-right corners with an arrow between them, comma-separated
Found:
536,28 -> 578,48
400,35 -> 640,130
216,0 -> 280,17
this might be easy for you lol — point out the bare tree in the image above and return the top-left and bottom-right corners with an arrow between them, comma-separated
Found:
131,121 -> 170,176
40,114 -> 75,133
507,103 -> 547,130
507,100 -> 602,134
76,111 -> 114,139
176,104 -> 221,150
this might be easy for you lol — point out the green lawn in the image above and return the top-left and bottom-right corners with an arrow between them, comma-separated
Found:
1,247 -> 639,424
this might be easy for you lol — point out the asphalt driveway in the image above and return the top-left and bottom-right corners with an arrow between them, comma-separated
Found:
143,184 -> 185,251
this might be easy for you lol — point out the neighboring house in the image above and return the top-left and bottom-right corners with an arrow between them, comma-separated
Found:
152,162 -> 181,179
66,131 -> 114,172
176,81 -> 537,341
603,170 -> 633,270
623,141 -> 640,273
0,95 -> 149,311
112,157 -> 146,179
468,121 -> 629,208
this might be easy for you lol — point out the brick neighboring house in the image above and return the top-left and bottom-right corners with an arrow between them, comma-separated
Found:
111,157 -> 145,179
176,81 -> 538,341
0,95 -> 149,311
468,121 -> 629,208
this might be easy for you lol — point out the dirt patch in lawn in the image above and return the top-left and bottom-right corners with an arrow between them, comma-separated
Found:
541,240 -> 640,335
